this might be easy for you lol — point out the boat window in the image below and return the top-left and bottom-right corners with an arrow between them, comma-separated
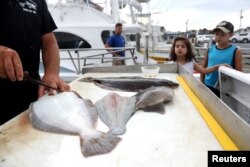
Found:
54,32 -> 91,49
126,34 -> 136,41
101,30 -> 111,44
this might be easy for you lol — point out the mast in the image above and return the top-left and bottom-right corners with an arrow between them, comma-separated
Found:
110,0 -> 120,22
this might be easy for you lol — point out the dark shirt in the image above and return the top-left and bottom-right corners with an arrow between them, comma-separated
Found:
0,0 -> 57,125
107,34 -> 125,57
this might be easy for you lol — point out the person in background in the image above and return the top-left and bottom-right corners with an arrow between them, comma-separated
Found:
200,21 -> 242,97
169,36 -> 228,75
105,23 -> 126,65
0,0 -> 70,125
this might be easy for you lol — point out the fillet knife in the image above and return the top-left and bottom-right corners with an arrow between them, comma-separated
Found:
23,71 -> 62,92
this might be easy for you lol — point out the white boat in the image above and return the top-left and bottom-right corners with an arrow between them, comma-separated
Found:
41,0 -> 156,82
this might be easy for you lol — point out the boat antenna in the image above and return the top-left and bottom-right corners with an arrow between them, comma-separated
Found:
50,0 -> 63,13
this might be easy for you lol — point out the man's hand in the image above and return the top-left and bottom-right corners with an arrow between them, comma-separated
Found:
0,46 -> 23,81
38,73 -> 70,97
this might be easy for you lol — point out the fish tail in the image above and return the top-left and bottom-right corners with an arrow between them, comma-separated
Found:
80,131 -> 121,157
108,126 -> 126,135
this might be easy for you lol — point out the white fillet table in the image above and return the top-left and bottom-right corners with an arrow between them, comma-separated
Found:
0,73 -> 222,167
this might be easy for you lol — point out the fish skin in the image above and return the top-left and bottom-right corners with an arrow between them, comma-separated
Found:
135,86 -> 175,113
95,93 -> 137,135
80,76 -> 179,92
29,92 -> 121,157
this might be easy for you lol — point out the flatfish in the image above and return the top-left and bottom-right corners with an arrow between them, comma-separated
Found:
29,91 -> 121,157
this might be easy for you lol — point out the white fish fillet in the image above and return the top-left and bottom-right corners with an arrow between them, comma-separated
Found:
29,92 -> 121,157
95,93 -> 136,135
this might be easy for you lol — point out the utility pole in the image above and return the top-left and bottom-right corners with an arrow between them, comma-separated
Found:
185,19 -> 188,37
239,10 -> 243,30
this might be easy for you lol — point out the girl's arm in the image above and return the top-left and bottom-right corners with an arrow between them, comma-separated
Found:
194,62 -> 227,75
195,62 -> 217,74
234,49 -> 242,71
200,52 -> 208,83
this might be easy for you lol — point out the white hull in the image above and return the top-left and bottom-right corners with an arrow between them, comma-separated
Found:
40,2 -> 156,81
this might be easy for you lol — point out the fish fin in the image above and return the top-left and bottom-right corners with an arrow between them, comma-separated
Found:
93,82 -> 117,91
80,131 -> 121,157
135,86 -> 157,98
71,91 -> 83,99
79,77 -> 93,82
83,99 -> 98,127
141,103 -> 165,114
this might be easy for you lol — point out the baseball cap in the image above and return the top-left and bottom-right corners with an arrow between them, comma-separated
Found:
213,21 -> 234,33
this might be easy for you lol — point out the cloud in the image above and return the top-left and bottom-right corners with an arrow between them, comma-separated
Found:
142,0 -> 250,31
212,9 -> 250,30
149,1 -> 250,31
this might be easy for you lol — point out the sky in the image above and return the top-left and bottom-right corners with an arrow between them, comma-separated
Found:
48,0 -> 250,32
92,0 -> 250,32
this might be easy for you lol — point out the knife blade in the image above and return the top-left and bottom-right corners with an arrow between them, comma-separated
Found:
23,71 -> 62,92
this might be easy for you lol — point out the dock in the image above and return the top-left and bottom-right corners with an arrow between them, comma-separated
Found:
0,64 -> 249,167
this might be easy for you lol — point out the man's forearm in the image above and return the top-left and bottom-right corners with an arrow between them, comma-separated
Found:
41,33 -> 60,75
105,43 -> 112,53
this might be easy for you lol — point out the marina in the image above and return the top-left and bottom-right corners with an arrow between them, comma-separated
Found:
1,0 -> 250,167
38,1 -> 250,82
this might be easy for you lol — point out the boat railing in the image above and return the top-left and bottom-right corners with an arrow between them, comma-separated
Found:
55,47 -> 137,74
194,47 -> 250,57
194,47 -> 250,72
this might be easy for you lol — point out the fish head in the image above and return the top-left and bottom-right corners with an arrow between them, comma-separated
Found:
170,84 -> 179,88
165,81 -> 179,88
